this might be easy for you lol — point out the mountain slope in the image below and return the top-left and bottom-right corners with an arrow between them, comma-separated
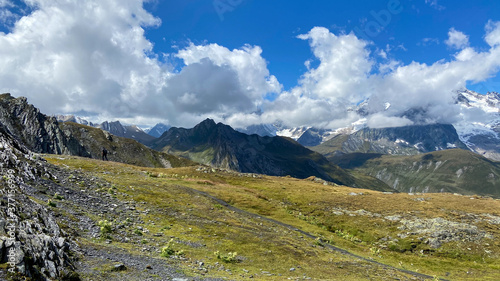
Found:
151,119 -> 390,190
344,149 -> 500,197
0,124 -> 78,280
0,93 -> 191,168
146,123 -> 171,138
60,122 -> 194,168
98,121 -> 156,145
311,124 -> 469,158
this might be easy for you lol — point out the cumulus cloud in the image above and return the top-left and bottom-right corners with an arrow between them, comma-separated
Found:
445,28 -> 469,49
166,58 -> 253,114
176,43 -> 281,101
228,22 -> 500,130
297,27 -> 373,104
0,0 -> 163,119
485,20 -> 500,47
1,1 -> 500,131
0,0 -> 280,128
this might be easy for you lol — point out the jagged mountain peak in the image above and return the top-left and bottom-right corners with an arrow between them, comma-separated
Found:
151,119 -> 390,190
193,118 -> 218,131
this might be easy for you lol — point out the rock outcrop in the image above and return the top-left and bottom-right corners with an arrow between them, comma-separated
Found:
0,93 -> 89,156
0,94 -> 191,169
0,124 -> 77,280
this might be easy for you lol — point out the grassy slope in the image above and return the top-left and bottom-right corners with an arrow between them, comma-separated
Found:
59,122 -> 194,168
350,149 -> 500,197
44,155 -> 500,281
309,134 -> 350,159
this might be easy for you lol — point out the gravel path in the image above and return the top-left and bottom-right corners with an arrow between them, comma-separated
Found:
181,185 -> 446,281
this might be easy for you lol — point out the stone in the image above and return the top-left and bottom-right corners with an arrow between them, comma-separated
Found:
113,264 -> 127,271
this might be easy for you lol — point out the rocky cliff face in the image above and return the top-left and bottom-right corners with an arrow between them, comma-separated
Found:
0,93 -> 89,156
0,94 -> 189,168
0,124 -> 77,280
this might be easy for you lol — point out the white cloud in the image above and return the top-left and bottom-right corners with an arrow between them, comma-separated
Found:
366,113 -> 413,128
296,27 -> 374,104
0,0 -> 163,119
485,20 -> 500,47
0,0 -> 280,128
1,1 -> 500,132
445,28 -> 469,49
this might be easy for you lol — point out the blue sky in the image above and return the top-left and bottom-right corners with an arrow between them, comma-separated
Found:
143,0 -> 500,92
1,0 -> 500,129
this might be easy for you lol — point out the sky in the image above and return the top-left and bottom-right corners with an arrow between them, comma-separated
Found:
1,0 -> 500,129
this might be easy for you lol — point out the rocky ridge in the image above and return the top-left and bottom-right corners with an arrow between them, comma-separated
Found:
0,124 -> 76,280
0,94 -> 186,169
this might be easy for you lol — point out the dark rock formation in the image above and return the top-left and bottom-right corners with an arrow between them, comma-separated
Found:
151,119 -> 390,190
0,93 -> 89,156
0,124 -> 77,280
0,94 -> 189,168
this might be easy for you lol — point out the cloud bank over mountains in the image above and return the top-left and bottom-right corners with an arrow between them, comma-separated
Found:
1,0 -> 500,129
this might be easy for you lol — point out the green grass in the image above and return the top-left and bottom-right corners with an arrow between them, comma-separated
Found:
44,155 -> 500,280
349,149 -> 500,197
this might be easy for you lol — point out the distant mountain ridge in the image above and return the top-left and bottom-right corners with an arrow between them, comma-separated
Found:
56,115 -> 156,145
151,118 -> 391,190
239,90 -> 500,160
145,123 -> 171,138
0,93 -> 191,168
311,124 -> 469,161
98,121 -> 156,145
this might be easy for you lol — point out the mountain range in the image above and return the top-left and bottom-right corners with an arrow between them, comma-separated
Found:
56,116 -> 156,146
240,90 -> 500,161
55,89 -> 500,164
4,91 -> 500,197
150,118 -> 390,191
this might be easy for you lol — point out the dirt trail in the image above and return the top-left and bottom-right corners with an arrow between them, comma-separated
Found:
180,185 -> 447,281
